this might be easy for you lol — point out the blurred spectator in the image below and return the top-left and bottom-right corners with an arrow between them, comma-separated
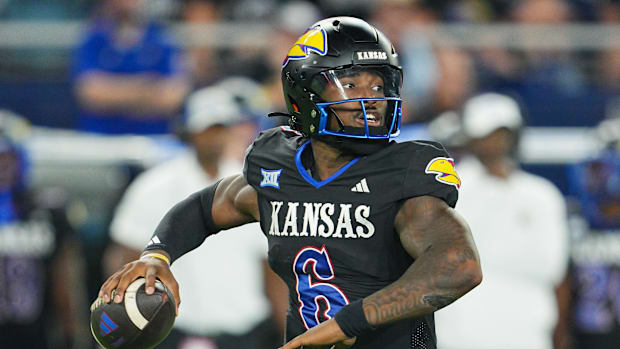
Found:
0,0 -> 94,19
215,0 -> 281,84
511,0 -> 581,87
434,48 -> 477,117
179,0 -> 223,88
435,93 -> 570,349
72,0 -> 190,135
370,0 -> 476,124
509,0 -> 605,127
0,111 -> 88,349
596,0 -> 620,124
370,0 -> 438,124
598,0 -> 620,22
104,84 -> 287,349
567,0 -> 601,22
566,118 -> 620,349
214,76 -> 271,161
257,1 -> 322,127
315,0 -> 373,18
221,0 -> 276,22
476,0 -> 607,127
439,0 -> 498,22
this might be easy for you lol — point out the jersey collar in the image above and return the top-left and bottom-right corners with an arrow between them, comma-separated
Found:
295,140 -> 360,188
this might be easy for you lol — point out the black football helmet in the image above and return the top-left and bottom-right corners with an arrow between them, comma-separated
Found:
280,16 -> 403,154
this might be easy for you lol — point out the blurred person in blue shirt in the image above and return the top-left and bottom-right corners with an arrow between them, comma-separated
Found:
72,0 -> 190,135
567,118 -> 620,349
476,0 -> 607,127
369,0 -> 477,125
0,111 -> 87,349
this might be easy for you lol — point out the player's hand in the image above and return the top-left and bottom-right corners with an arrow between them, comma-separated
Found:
98,252 -> 180,314
279,318 -> 356,349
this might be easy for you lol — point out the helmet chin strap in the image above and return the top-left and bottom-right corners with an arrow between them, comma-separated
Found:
318,109 -> 392,156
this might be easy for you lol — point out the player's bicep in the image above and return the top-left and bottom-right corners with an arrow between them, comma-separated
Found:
395,196 -> 478,261
212,174 -> 259,228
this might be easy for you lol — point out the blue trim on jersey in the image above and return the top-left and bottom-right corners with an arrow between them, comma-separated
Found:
295,140 -> 360,188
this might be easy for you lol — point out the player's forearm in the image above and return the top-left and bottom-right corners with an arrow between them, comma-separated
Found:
357,196 -> 483,327
362,244 -> 481,326
76,73 -> 188,116
143,181 -> 222,263
76,73 -> 151,111
146,78 -> 190,114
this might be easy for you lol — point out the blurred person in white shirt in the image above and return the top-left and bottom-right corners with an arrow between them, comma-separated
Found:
435,93 -> 570,349
103,84 -> 287,349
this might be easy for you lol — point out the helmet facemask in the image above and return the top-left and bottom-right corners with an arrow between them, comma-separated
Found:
310,65 -> 402,141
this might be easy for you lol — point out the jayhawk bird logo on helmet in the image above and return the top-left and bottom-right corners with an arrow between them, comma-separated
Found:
283,27 -> 327,67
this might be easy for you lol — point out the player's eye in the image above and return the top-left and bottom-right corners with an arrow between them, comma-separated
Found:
342,83 -> 355,89
371,85 -> 384,92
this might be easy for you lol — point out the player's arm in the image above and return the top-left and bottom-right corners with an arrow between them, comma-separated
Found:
98,174 -> 258,311
75,72 -> 190,116
362,195 -> 482,323
280,195 -> 482,349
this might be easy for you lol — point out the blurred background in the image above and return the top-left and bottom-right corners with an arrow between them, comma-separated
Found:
0,0 -> 619,348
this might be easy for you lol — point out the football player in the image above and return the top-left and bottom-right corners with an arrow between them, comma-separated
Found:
99,17 -> 482,349
0,115 -> 86,348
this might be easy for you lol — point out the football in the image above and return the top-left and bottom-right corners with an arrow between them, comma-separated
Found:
90,278 -> 176,349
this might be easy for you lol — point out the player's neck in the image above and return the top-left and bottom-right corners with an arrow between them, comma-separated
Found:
479,156 -> 516,179
196,156 -> 220,180
310,140 -> 356,181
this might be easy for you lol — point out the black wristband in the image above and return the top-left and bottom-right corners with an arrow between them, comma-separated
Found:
334,299 -> 375,338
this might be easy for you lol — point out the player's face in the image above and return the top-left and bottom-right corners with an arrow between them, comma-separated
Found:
191,125 -> 229,162
468,128 -> 516,159
321,71 -> 388,131
109,0 -> 144,20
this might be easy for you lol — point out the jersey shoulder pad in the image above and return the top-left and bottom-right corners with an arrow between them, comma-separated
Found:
398,140 -> 460,207
243,126 -> 303,188
246,126 -> 302,152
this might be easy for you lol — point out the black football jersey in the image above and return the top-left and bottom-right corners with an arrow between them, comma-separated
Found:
243,127 -> 459,349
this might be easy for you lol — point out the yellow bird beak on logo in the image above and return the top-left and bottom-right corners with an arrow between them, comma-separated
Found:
282,27 -> 328,67
425,157 -> 461,189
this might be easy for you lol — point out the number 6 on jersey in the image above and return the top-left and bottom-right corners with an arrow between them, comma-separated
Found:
293,246 -> 350,329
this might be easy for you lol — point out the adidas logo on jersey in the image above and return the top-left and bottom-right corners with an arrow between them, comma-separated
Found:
147,236 -> 161,246
351,178 -> 370,193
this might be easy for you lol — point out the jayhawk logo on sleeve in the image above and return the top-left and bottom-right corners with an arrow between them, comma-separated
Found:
282,27 -> 327,67
425,157 -> 461,189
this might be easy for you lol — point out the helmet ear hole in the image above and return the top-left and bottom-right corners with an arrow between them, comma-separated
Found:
332,20 -> 341,31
